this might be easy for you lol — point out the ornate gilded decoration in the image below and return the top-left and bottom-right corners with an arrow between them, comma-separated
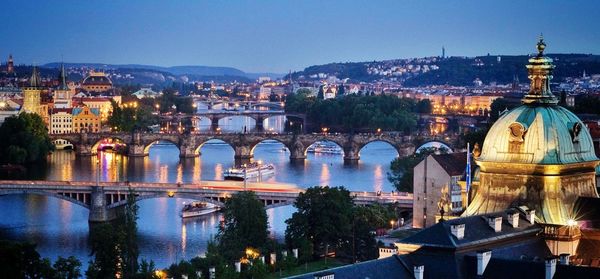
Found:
464,39 -> 600,225
508,122 -> 527,143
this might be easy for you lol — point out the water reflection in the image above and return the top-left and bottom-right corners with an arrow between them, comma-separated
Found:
1,137 -> 399,269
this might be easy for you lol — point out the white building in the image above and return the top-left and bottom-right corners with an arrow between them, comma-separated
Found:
49,108 -> 73,134
132,88 -> 161,99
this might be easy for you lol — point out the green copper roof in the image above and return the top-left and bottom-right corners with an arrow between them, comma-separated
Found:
29,66 -> 42,88
57,63 -> 69,90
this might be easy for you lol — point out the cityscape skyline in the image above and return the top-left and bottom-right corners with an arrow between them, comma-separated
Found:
2,0 -> 600,73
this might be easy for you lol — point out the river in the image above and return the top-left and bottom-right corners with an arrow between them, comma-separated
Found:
0,107 -> 400,269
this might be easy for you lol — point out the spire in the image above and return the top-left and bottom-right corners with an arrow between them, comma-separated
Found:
57,63 -> 69,90
28,66 -> 42,88
522,36 -> 557,105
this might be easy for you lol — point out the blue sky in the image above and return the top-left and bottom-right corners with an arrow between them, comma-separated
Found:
1,0 -> 599,73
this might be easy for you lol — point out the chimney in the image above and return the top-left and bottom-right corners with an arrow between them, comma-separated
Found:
414,265 -> 424,279
527,210 -> 536,224
545,258 -> 557,279
488,216 -> 502,232
235,261 -> 241,272
507,212 -> 519,228
477,250 -> 492,276
450,224 -> 465,240
559,253 -> 570,265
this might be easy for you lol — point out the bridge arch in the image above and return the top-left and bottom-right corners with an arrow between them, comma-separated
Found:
0,190 -> 90,209
107,193 -> 226,209
303,139 -> 346,156
356,139 -> 401,157
91,137 -> 128,153
249,138 -> 293,157
415,140 -> 454,153
143,139 -> 181,155
193,138 -> 236,155
51,138 -> 75,150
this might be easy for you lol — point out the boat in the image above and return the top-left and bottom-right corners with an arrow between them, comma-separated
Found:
181,201 -> 219,218
224,161 -> 275,181
306,142 -> 343,155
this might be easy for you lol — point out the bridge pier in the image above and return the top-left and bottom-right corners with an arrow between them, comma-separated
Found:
179,144 -> 199,158
210,117 -> 219,131
128,144 -> 148,157
234,145 -> 253,161
89,186 -> 115,223
76,144 -> 95,156
343,146 -> 360,163
255,116 -> 265,132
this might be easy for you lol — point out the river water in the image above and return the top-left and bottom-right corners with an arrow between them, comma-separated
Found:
0,107 -> 400,269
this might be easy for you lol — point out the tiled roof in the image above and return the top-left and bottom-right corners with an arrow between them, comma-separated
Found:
401,209 -> 542,250
289,255 -> 412,279
432,152 -> 468,176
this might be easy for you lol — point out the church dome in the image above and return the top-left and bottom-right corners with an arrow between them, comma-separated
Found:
478,105 -> 597,165
477,37 -> 598,167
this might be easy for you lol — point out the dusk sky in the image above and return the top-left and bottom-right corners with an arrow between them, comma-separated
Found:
1,0 -> 599,73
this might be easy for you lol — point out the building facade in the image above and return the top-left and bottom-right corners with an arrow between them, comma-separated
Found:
49,108 -> 73,134
413,153 -> 467,228
72,106 -> 100,133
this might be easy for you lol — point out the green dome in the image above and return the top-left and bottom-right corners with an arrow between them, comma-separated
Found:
478,104 -> 598,165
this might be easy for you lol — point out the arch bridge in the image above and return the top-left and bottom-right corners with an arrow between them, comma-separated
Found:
0,180 -> 413,223
49,132 -> 459,162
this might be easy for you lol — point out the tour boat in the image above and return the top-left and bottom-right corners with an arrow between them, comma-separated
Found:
180,201 -> 219,218
224,162 -> 275,181
306,142 -> 343,155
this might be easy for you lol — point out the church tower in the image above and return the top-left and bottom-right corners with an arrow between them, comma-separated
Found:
21,66 -> 43,114
53,63 -> 74,108
464,37 -> 599,225
7,54 -> 14,74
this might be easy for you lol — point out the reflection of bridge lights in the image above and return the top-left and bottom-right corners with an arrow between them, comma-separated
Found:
167,191 -> 175,197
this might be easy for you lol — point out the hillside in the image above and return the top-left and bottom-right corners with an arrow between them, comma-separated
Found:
289,54 -> 600,86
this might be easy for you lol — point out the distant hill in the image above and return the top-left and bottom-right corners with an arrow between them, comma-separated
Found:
42,63 -> 284,81
288,53 -> 600,86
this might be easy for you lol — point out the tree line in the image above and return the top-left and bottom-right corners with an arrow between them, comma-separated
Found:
285,92 -> 431,133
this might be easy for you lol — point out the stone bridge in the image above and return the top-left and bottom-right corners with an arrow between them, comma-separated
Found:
49,132 -> 459,162
0,180 -> 413,222
194,110 -> 287,131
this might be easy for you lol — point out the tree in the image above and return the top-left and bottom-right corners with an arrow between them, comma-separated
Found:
86,223 -> 122,278
415,99 -> 432,114
217,191 -> 269,262
0,113 -> 53,164
388,147 -> 447,193
489,98 -> 516,122
0,240 -> 56,278
317,85 -> 324,100
337,84 -> 346,96
53,256 -> 82,279
122,187 -> 140,277
285,186 -> 354,259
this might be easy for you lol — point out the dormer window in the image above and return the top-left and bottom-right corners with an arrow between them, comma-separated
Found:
570,122 -> 582,143
508,122 -> 527,142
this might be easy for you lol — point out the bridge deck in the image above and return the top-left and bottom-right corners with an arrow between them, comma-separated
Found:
0,180 -> 413,207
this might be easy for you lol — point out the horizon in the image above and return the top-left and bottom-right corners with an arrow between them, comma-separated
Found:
2,0 -> 600,73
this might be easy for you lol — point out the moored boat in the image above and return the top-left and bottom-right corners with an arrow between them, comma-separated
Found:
224,161 -> 275,181
180,201 -> 219,218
